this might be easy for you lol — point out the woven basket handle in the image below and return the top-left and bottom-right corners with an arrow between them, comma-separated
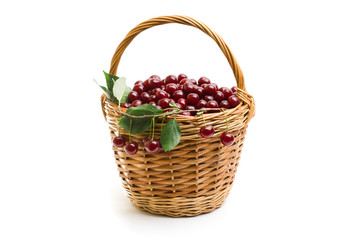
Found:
109,15 -> 246,91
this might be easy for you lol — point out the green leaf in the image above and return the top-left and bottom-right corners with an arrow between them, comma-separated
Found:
120,86 -> 131,103
94,79 -> 117,102
196,110 -> 205,115
113,77 -> 127,103
103,71 -> 119,91
118,116 -> 152,135
126,104 -> 163,116
118,104 -> 163,134
169,101 -> 179,110
160,119 -> 181,152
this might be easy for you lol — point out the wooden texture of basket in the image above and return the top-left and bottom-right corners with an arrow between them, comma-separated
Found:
100,15 -> 255,217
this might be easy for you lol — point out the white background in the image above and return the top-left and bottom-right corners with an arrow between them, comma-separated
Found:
1,0 -> 362,239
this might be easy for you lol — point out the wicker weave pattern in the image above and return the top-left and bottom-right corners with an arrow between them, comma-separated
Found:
101,15 -> 255,217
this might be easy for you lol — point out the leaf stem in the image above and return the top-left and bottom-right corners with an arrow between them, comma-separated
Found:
129,118 -> 132,143
151,117 -> 155,141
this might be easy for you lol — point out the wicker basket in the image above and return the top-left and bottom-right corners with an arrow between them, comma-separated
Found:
100,15 -> 255,217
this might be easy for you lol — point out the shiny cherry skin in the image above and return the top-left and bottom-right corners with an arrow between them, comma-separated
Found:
156,90 -> 169,100
144,140 -> 160,153
155,139 -> 163,151
207,100 -> 219,108
131,100 -> 142,107
125,141 -> 138,155
142,79 -> 150,91
158,98 -> 171,109
128,91 -> 139,102
133,84 -> 145,94
185,105 -> 196,115
179,111 -> 192,116
231,86 -> 237,94
204,84 -> 217,95
196,99 -> 207,109
140,92 -> 150,103
177,98 -> 187,109
204,95 -> 214,101
165,83 -> 178,94
175,103 -> 184,110
149,95 -> 157,102
179,78 -> 191,85
121,102 -> 131,108
198,76 -> 211,86
195,87 -> 205,98
149,79 -> 163,89
135,80 -> 144,85
165,75 -> 178,84
151,87 -> 161,95
113,136 -> 126,148
219,100 -> 230,109
190,79 -> 197,85
221,87 -> 233,98
186,93 -> 200,106
213,91 -> 225,102
149,101 -> 157,106
200,125 -> 215,138
228,95 -> 240,108
183,83 -> 195,94
178,73 -> 188,81
220,132 -> 234,146
149,75 -> 161,80
172,90 -> 185,101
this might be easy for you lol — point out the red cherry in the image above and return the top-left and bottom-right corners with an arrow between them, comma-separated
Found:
165,83 -> 178,94
195,87 -> 205,98
149,75 -> 161,80
149,101 -> 156,106
198,77 -> 211,86
131,100 -> 142,107
185,105 -> 196,115
207,100 -> 219,108
172,90 -> 185,101
151,87 -> 161,95
179,111 -> 192,116
158,98 -> 171,109
175,103 -> 184,110
228,95 -> 240,108
221,87 -> 233,98
155,105 -> 162,109
149,95 -> 157,102
144,140 -> 160,153
155,139 -> 163,151
183,83 -> 195,94
196,99 -> 207,109
219,100 -> 230,109
121,102 -> 131,108
186,93 -> 200,106
142,80 -> 150,91
210,83 -> 218,89
165,75 -> 178,84
135,80 -> 144,85
149,79 -> 163,89
220,132 -> 234,146
214,91 -> 225,102
156,90 -> 169,100
160,85 -> 166,90
128,91 -> 139,102
204,95 -> 214,101
178,74 -> 188,81
231,86 -> 237,94
204,84 -> 217,95
142,137 -> 151,146
180,79 -> 191,85
190,79 -> 197,85
133,84 -> 145,94
200,125 -> 215,138
113,136 -> 126,148
125,141 -> 138,155
177,98 -> 187,109
140,92 -> 150,103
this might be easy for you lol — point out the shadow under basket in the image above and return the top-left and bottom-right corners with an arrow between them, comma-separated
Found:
100,15 -> 255,217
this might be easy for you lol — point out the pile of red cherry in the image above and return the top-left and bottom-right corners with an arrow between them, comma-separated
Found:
114,74 -> 238,155
121,74 -> 240,115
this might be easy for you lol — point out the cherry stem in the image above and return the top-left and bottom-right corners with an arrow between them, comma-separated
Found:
221,108 -> 229,133
151,117 -> 155,141
160,116 -> 166,132
148,119 -> 153,138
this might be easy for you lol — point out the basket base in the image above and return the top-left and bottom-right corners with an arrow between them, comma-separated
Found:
125,186 -> 232,217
